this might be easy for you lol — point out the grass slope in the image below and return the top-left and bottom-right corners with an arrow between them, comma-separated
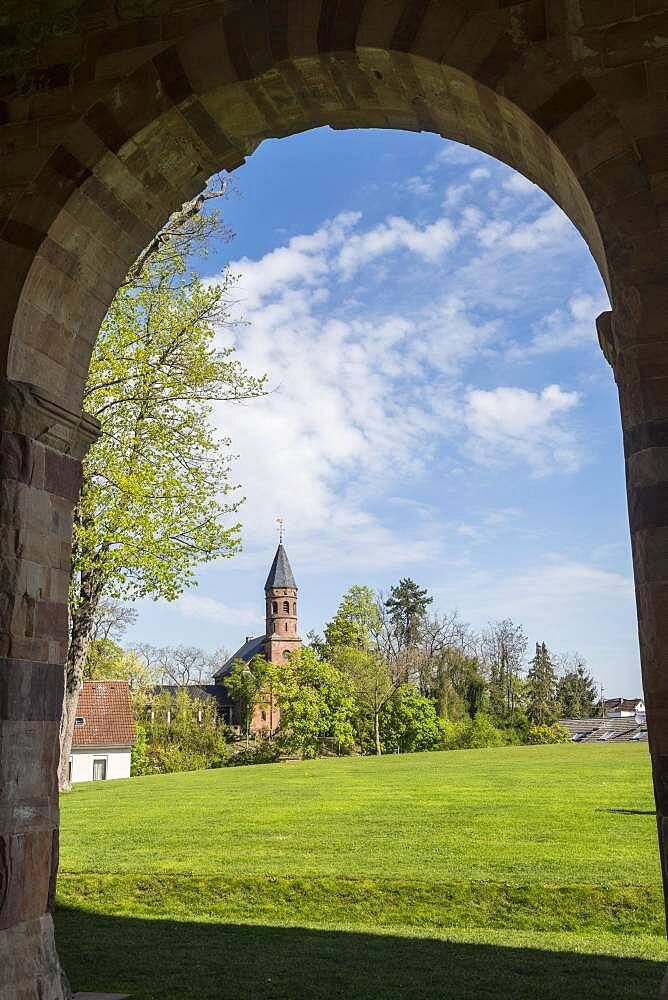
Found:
57,744 -> 668,999
61,744 -> 659,883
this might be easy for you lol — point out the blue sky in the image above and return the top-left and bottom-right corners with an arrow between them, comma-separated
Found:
126,126 -> 642,697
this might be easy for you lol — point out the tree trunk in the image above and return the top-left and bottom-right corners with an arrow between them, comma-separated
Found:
58,572 -> 102,790
374,710 -> 382,756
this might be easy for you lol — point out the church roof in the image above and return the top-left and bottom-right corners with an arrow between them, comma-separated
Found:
213,634 -> 266,681
264,543 -> 297,590
151,684 -> 234,710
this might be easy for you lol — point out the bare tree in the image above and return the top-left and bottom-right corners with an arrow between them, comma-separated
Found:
122,175 -> 233,286
89,598 -> 138,644
136,644 -> 217,687
480,619 -> 528,719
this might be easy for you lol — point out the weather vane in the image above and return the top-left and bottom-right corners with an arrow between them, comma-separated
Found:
276,517 -> 284,544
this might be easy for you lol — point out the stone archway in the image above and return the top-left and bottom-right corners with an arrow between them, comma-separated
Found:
1,3 -> 667,997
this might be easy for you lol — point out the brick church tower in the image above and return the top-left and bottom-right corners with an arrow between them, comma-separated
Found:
212,538 -> 302,734
264,542 -> 301,664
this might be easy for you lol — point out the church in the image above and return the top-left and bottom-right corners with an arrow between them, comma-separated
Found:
213,540 -> 302,734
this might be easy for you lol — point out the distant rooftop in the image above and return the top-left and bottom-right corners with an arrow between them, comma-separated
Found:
73,681 -> 135,747
559,717 -> 647,743
213,635 -> 266,681
604,697 -> 644,711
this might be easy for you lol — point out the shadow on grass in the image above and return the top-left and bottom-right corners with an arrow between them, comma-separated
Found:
606,808 -> 656,816
55,906 -> 665,1000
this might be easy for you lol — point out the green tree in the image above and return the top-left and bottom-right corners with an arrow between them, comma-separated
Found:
432,647 -> 486,720
323,585 -> 381,655
60,190 -> 266,790
272,648 -> 356,758
83,639 -> 157,688
334,646 -> 401,756
460,712 -> 505,749
379,685 -> 444,754
223,656 -> 271,746
556,658 -> 599,718
130,721 -> 150,776
384,578 -> 433,651
526,642 -> 560,724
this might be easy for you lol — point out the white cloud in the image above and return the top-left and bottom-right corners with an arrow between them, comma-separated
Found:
470,167 -> 491,181
506,292 -> 610,359
336,213 -> 458,278
453,506 -> 523,544
428,143 -> 488,169
464,384 -> 583,475
444,183 -> 471,208
207,183 -> 595,568
476,205 -> 569,253
503,172 -> 538,195
505,205 -> 571,251
230,211 -> 359,308
175,594 -> 263,626
401,175 -> 432,197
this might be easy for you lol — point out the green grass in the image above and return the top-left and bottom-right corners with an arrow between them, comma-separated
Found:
56,744 -> 668,998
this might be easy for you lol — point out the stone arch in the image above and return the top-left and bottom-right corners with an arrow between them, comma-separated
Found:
1,4 -> 668,999
6,42 -> 618,407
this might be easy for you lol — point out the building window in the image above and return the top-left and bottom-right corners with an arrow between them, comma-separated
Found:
68,759 -> 72,783
285,622 -> 288,631
283,650 -> 290,659
261,710 -> 267,721
272,601 -> 278,613
293,602 -> 297,614
92,759 -> 107,781
283,600 -> 290,612
74,717 -> 85,726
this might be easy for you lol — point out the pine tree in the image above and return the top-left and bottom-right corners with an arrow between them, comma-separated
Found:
557,661 -> 599,718
526,642 -> 560,724
384,578 -> 433,650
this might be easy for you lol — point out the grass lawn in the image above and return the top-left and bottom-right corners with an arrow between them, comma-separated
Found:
56,743 -> 668,998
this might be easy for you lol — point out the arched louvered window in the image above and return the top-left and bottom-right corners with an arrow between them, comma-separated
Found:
272,601 -> 278,614
293,601 -> 297,614
283,600 -> 290,613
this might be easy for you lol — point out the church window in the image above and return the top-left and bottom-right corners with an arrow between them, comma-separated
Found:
283,600 -> 290,612
285,622 -> 288,632
293,602 -> 297,614
272,601 -> 278,614
283,650 -> 290,659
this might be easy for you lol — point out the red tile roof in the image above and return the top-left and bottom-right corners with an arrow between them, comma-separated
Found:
72,681 -> 136,747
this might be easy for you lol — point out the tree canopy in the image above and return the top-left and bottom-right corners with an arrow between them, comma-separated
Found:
60,185 -> 266,790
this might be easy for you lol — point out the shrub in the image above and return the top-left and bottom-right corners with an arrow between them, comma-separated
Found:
226,738 -> 281,767
144,745 -> 215,774
526,722 -> 572,745
438,717 -> 465,750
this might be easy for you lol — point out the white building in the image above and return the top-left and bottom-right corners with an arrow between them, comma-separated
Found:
604,697 -> 646,719
69,680 -> 136,783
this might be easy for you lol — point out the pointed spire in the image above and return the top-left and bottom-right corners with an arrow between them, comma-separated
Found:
265,543 -> 297,590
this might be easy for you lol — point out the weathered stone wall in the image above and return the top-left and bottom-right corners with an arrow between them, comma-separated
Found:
0,1 -> 667,996
0,380 -> 98,1000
